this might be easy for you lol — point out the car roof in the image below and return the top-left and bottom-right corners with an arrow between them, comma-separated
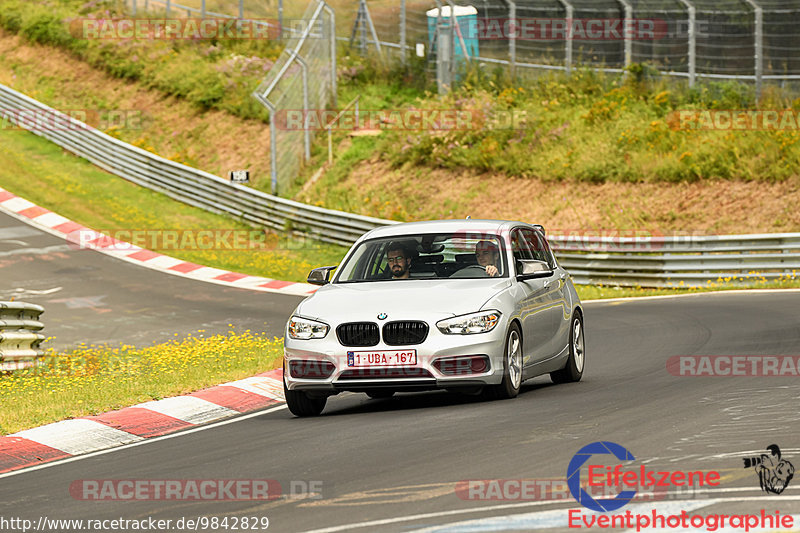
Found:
360,219 -> 534,241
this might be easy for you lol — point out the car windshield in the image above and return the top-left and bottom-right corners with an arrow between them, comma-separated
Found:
334,232 -> 507,283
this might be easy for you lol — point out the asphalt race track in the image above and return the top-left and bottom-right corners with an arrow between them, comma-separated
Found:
1,236 -> 800,533
0,210 -> 301,349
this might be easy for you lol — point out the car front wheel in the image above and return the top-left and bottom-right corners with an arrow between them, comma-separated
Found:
551,312 -> 584,384
486,323 -> 522,400
284,373 -> 327,417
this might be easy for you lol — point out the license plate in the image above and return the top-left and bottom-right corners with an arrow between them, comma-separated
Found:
347,350 -> 417,367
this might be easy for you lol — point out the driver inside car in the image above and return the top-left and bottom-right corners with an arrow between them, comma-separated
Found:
385,242 -> 412,279
475,240 -> 501,277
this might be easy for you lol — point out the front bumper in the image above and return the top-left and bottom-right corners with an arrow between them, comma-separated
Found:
283,322 -> 507,393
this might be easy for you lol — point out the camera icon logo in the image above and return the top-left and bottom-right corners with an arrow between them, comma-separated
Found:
743,444 -> 795,495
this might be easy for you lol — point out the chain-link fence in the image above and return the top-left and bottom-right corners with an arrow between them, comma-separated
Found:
119,0 -> 798,194
252,1 -> 336,195
351,0 -> 800,96
126,0 -> 336,195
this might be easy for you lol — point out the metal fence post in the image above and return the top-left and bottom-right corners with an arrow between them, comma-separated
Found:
361,1 -> 384,58
296,56 -> 311,163
678,0 -> 696,87
744,0 -> 763,100
165,0 -> 171,17
278,0 -> 283,41
434,1 -> 452,93
400,0 -> 407,65
360,0 -> 368,56
267,101 -> 278,194
131,0 -> 136,16
617,0 -> 633,68
322,3 -> 337,108
448,1 -> 455,80
238,0 -> 243,19
557,0 -> 573,72
505,1 -> 516,80
201,0 -> 206,19
446,0 -> 471,62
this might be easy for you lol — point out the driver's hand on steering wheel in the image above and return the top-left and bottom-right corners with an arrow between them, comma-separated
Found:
485,265 -> 499,277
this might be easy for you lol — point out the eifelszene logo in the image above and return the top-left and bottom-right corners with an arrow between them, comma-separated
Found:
567,441 -> 721,512
743,444 -> 795,494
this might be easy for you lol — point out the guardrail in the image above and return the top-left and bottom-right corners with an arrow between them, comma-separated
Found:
549,233 -> 800,288
0,302 -> 45,371
2,83 -> 799,288
0,83 -> 395,247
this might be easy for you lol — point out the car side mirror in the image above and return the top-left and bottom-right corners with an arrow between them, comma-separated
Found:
516,259 -> 553,281
307,265 -> 338,286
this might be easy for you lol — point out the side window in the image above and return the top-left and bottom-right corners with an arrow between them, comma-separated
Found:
521,229 -> 549,264
510,229 -> 533,273
538,232 -> 558,269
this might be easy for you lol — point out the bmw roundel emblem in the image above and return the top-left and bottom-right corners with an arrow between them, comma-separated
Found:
377,313 -> 388,320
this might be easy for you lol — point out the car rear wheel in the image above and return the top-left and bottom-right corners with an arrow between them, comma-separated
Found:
284,373 -> 327,417
486,323 -> 522,400
365,390 -> 395,399
550,312 -> 584,384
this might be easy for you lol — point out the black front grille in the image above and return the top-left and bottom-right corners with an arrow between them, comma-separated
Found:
382,321 -> 429,345
336,322 -> 379,347
338,368 -> 434,380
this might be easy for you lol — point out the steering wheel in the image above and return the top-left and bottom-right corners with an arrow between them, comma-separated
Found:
451,265 -> 490,278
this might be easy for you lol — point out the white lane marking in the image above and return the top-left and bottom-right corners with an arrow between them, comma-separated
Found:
0,225 -> 41,239
138,255 -> 182,269
301,494 -> 800,533
184,266 -> 231,280
135,396 -> 239,425
16,287 -> 62,294
223,376 -> 285,401
272,283 -> 319,296
32,212 -> 69,228
0,244 -> 72,257
10,419 -> 143,455
409,500 -> 714,533
0,404 -> 288,480
1,197 -> 34,212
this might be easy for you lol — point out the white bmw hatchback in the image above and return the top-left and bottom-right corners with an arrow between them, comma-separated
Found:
283,220 -> 585,416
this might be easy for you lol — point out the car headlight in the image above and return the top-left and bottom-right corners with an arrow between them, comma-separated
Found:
288,316 -> 329,340
436,310 -> 501,335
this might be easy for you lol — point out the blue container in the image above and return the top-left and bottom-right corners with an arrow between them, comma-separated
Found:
426,5 -> 479,61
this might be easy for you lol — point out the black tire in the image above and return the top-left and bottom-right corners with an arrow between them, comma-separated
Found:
365,390 -> 395,399
284,374 -> 326,417
551,312 -> 585,384
485,323 -> 523,400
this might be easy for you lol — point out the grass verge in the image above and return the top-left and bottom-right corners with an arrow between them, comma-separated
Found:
0,330 -> 283,435
0,128 -> 348,282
